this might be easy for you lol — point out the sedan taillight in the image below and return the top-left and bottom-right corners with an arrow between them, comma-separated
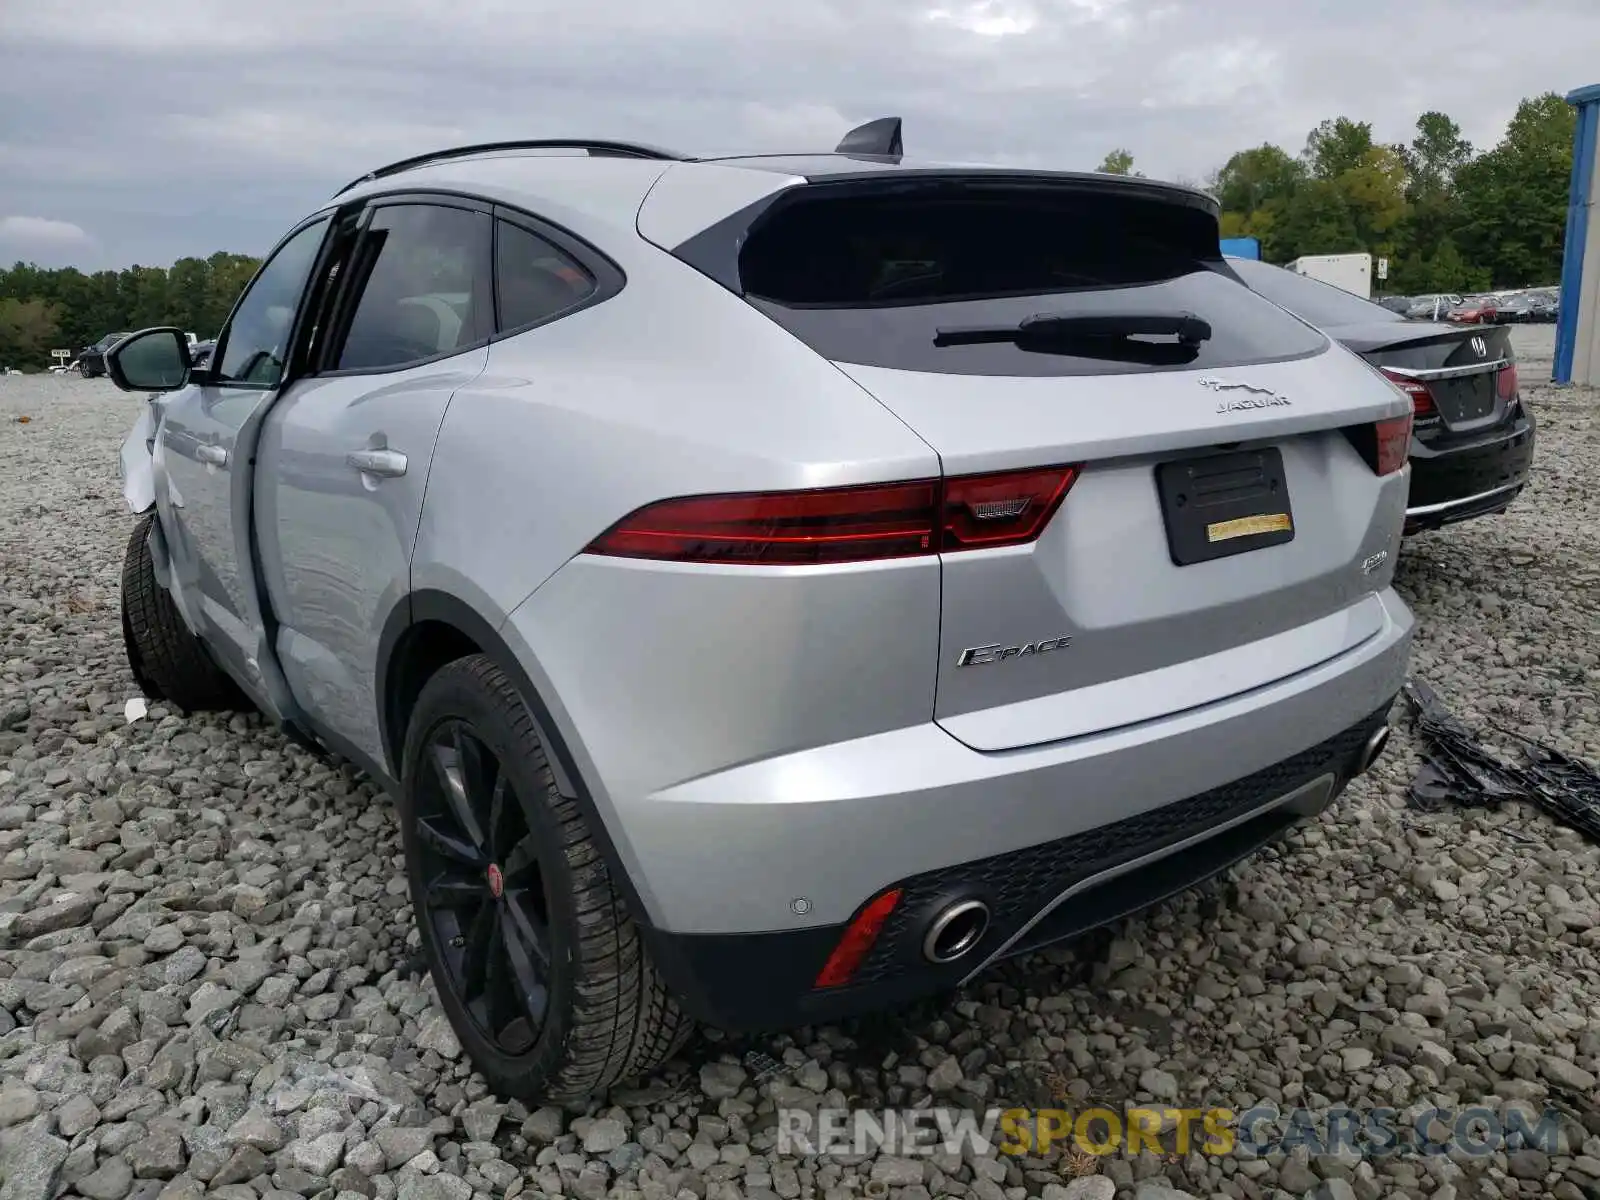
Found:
1380,368 -> 1437,421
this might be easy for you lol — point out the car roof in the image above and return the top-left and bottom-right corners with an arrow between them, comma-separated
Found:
327,140 -> 1219,244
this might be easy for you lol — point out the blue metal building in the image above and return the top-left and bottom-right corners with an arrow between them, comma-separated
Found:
1555,83 -> 1600,385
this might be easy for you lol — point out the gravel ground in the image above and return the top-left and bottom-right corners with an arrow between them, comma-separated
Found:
1,323 -> 1597,1200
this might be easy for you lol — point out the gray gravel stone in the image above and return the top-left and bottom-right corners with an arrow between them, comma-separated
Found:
1,327 -> 1597,1200
76,1156 -> 137,1200
0,1130 -> 69,1200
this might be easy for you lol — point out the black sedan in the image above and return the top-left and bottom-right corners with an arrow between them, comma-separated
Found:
1226,257 -> 1535,535
77,331 -> 132,378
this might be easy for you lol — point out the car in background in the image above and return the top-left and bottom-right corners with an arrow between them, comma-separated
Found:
1495,295 -> 1539,323
77,332 -> 132,378
1228,257 -> 1534,535
1375,295 -> 1412,315
1405,295 -> 1461,321
188,339 -> 216,370
1446,296 -> 1498,324
1526,291 -> 1560,322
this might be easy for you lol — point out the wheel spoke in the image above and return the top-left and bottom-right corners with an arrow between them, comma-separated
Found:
426,873 -> 486,908
453,726 -> 497,819
500,895 -> 551,1026
429,734 -> 487,849
487,774 -> 510,858
415,816 -> 485,868
460,904 -> 498,1001
501,834 -> 539,884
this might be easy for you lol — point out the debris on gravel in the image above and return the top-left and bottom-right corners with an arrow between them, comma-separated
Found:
1,325 -> 1597,1200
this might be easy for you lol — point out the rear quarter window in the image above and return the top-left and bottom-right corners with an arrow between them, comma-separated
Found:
734,183 -> 1329,377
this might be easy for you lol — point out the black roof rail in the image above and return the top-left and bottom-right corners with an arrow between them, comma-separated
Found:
835,117 -> 903,158
334,139 -> 684,195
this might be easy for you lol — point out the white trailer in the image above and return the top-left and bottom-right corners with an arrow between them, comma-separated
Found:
1285,253 -> 1372,299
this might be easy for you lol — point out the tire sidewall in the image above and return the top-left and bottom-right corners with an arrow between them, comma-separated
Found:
399,659 -> 579,1092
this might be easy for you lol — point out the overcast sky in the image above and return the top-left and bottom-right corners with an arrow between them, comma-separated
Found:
1,0 -> 1595,271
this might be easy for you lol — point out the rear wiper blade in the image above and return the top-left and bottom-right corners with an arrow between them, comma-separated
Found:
933,310 -> 1212,348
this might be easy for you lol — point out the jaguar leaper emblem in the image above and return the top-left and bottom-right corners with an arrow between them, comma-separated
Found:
1198,377 -> 1293,413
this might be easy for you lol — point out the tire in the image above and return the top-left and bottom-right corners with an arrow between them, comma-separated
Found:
120,512 -> 241,712
399,655 -> 693,1101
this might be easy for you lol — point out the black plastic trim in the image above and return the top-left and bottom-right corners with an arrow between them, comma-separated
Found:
335,139 -> 684,196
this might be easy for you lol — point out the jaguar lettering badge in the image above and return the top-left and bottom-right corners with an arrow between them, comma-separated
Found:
1361,550 -> 1389,575
1198,377 -> 1292,413
957,637 -> 1072,667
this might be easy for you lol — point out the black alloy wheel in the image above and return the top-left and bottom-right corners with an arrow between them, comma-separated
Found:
412,719 -> 555,1055
400,654 -> 694,1100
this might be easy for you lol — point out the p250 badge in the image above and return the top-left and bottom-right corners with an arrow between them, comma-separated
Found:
957,636 -> 1072,667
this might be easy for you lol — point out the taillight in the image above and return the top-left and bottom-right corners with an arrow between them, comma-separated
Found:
940,467 -> 1078,550
1380,368 -> 1436,420
585,466 -> 1079,565
814,889 -> 901,989
1497,363 -> 1518,401
1374,414 -> 1412,475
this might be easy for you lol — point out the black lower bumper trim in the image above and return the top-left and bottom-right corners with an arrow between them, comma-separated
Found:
643,703 -> 1393,1033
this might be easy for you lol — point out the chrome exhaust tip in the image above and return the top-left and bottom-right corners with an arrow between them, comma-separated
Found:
1358,724 -> 1392,774
923,899 -> 990,964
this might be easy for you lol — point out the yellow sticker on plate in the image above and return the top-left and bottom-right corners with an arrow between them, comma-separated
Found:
1206,512 -> 1292,542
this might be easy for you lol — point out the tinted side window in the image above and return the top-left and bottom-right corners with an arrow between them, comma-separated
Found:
215,218 -> 329,387
336,204 -> 491,372
495,220 -> 597,332
732,184 -> 1329,377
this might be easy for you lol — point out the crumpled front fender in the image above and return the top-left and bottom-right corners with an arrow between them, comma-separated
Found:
119,401 -> 158,513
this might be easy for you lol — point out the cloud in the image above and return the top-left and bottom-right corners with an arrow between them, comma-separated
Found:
1,0 -> 1597,269
0,216 -> 92,245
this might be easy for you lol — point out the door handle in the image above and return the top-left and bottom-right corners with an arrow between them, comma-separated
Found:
346,448 -> 408,478
196,443 -> 228,467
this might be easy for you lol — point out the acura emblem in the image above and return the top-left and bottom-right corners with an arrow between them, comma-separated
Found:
1470,336 -> 1487,356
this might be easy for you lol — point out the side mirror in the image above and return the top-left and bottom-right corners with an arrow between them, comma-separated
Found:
106,328 -> 192,393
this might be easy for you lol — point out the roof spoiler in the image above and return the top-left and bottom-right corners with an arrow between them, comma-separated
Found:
835,117 -> 903,158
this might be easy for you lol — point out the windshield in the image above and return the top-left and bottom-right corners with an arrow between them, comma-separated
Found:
1225,257 -> 1403,328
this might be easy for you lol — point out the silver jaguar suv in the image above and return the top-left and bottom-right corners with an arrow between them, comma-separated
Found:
108,118 -> 1414,1101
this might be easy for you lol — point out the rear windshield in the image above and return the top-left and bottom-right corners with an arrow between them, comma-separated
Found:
1228,258 -> 1403,328
734,183 -> 1328,377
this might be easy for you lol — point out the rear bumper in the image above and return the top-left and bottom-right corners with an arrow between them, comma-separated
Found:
1404,408 -> 1535,534
647,703 -> 1395,1032
627,589 -> 1412,1031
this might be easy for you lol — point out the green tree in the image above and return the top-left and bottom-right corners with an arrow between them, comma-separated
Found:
1404,111 -> 1473,201
1303,117 -> 1376,180
1213,144 -> 1304,215
1096,148 -> 1139,176
1455,92 -> 1575,286
0,298 -> 62,368
0,249 -> 262,367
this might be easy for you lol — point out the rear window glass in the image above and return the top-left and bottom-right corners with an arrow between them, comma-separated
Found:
735,184 -> 1328,377
1228,257 -> 1404,328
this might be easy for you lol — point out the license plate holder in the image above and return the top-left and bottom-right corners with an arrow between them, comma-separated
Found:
1155,448 -> 1295,566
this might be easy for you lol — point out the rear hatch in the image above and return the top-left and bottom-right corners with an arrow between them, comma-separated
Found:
658,170 -> 1412,750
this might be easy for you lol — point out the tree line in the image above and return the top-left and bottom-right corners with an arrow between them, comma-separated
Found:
1097,92 -> 1575,295
0,91 -> 1578,369
0,252 -> 262,370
